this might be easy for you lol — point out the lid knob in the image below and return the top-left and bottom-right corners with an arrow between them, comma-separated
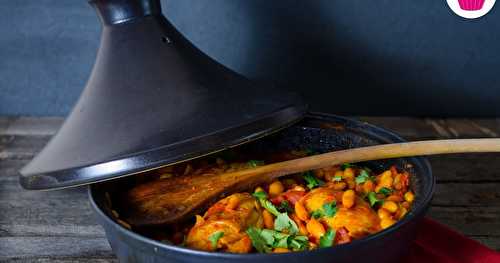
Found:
90,0 -> 161,25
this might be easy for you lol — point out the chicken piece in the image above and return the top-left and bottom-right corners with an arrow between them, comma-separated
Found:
186,193 -> 262,253
324,197 -> 381,238
299,186 -> 380,239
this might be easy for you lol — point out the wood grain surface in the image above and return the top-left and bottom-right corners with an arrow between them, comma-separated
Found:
1,116 -> 499,261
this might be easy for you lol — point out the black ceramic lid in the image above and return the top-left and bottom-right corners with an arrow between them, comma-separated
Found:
20,0 -> 307,190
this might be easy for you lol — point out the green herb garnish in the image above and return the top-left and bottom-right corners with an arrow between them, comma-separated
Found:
247,160 -> 265,168
275,213 -> 299,234
311,210 -> 323,219
310,201 -> 337,219
246,227 -> 272,253
323,202 -> 338,217
278,200 -> 294,213
253,191 -> 299,234
332,175 -> 343,182
367,192 -> 383,207
303,171 -> 325,189
378,187 -> 393,196
341,163 -> 353,170
208,231 -> 224,249
246,228 -> 309,252
319,228 -> 336,248
252,191 -> 268,200
260,199 -> 281,217
355,169 -> 373,184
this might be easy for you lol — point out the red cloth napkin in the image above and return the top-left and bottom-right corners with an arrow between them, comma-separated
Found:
407,218 -> 500,263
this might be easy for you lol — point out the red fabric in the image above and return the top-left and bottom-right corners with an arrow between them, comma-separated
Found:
407,218 -> 500,263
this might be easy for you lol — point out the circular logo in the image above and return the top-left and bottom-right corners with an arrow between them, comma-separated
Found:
447,0 -> 496,19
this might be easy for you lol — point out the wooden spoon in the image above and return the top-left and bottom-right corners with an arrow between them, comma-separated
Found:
123,138 -> 500,226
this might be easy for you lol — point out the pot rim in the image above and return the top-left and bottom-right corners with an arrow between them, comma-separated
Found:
88,112 -> 435,258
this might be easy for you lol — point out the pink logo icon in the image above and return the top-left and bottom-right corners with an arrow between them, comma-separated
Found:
458,0 -> 485,10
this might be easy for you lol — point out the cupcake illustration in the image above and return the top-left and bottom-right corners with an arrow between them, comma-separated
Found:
458,0 -> 485,10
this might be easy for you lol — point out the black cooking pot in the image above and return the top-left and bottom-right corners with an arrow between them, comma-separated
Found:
89,113 -> 435,263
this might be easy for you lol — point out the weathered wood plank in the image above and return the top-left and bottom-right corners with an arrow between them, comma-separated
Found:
0,135 -> 50,160
429,154 -> 500,182
5,259 -> 116,263
467,236 -> 500,252
0,236 -> 113,260
5,259 -> 117,263
429,206 -> 500,237
0,117 -> 63,136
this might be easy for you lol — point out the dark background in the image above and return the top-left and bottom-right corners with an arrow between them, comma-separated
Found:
1,0 -> 499,117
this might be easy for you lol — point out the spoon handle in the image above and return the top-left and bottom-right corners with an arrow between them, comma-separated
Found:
237,138 -> 500,182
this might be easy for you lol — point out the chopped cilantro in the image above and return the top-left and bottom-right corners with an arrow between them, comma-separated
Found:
289,235 -> 309,251
355,169 -> 373,184
246,227 -> 272,253
323,202 -> 337,217
378,187 -> 393,196
260,229 -> 276,245
341,163 -> 353,170
311,202 -> 337,219
332,175 -> 343,182
246,227 -> 308,252
275,213 -> 299,234
311,210 -> 323,219
303,171 -> 325,189
319,228 -> 336,248
253,192 -> 299,234
278,200 -> 294,213
260,199 -> 281,217
247,160 -> 265,168
208,231 -> 224,249
367,192 -> 383,207
252,191 -> 268,200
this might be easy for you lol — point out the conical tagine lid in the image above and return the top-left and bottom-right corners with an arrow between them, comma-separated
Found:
20,0 -> 307,190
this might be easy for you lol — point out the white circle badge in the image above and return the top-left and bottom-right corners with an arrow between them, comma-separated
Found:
447,0 -> 496,19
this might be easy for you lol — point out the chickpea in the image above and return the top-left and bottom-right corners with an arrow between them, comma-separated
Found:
332,181 -> 347,190
273,248 -> 290,253
342,190 -> 356,209
346,179 -> 356,189
314,169 -> 325,179
363,180 -> 374,193
268,181 -> 285,197
386,195 -> 403,202
295,201 -> 310,221
380,218 -> 396,229
382,201 -> 399,213
226,195 -> 240,210
283,178 -> 297,188
262,210 -> 274,229
254,186 -> 265,193
395,207 -> 408,220
377,208 -> 392,220
375,171 -> 393,192
325,170 -> 343,181
306,219 -> 326,240
404,191 -> 415,203
343,168 -> 355,179
401,201 -> 411,209
393,174 -> 403,190
291,185 -> 305,192
334,170 -> 344,179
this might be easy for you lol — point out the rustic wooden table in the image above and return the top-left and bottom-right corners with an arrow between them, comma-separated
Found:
1,117 -> 499,261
